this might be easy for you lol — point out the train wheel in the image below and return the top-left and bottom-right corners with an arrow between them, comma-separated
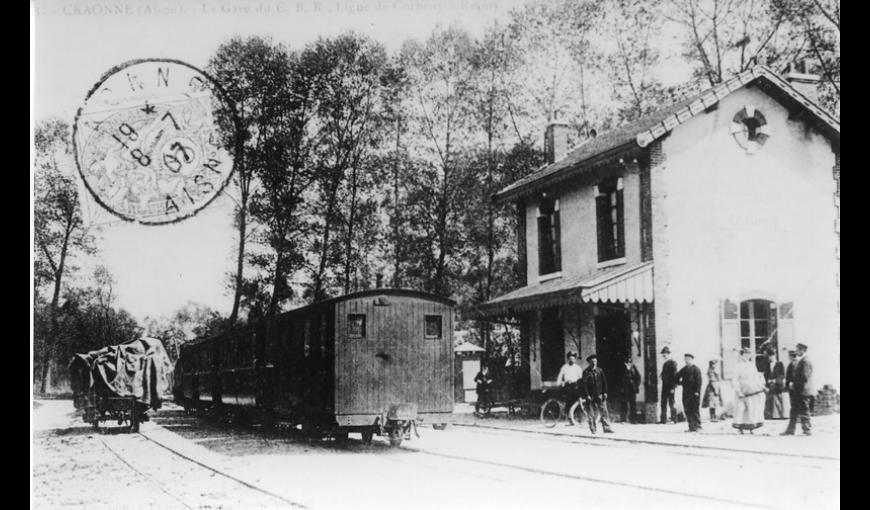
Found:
540,398 -> 564,428
361,429 -> 374,445
388,427 -> 403,447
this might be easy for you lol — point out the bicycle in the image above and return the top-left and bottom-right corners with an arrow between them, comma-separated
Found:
539,390 -> 586,428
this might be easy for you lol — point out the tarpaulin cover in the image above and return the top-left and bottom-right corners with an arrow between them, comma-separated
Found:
70,337 -> 173,410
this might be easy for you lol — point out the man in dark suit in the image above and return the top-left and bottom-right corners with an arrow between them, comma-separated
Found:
617,355 -> 642,423
676,353 -> 703,432
581,354 -> 614,434
782,343 -> 814,435
660,346 -> 678,424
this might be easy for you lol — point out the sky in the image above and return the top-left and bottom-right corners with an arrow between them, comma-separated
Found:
31,0 -> 532,322
32,0 -> 694,323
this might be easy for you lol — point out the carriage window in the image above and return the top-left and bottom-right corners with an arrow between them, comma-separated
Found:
425,315 -> 442,339
348,314 -> 366,338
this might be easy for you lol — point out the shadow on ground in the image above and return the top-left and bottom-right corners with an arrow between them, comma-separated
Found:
151,408 -> 418,457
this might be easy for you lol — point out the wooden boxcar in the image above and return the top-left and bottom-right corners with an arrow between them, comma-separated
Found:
174,289 -> 455,446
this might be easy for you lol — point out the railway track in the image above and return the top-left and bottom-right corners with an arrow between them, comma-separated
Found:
448,422 -> 841,466
99,425 -> 306,509
134,411 -> 835,510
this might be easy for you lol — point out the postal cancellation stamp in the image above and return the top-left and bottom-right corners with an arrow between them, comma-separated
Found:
73,59 -> 238,225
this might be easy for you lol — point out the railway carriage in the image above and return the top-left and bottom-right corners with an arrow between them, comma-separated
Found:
174,289 -> 455,446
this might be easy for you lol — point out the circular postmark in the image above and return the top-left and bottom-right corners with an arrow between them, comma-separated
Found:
73,59 -> 238,225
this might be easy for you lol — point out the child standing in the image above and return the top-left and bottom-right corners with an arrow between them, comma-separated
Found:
702,360 -> 724,422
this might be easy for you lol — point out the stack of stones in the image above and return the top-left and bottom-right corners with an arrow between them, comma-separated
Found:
813,385 -> 840,416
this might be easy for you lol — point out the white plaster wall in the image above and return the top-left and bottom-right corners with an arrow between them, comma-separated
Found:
525,166 -> 643,282
658,86 -> 839,390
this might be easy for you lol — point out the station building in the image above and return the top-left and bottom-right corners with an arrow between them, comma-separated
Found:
472,66 -> 840,421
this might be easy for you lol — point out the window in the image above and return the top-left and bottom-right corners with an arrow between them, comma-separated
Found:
537,197 -> 561,275
348,314 -> 366,338
596,177 -> 625,262
425,315 -> 442,339
740,299 -> 777,371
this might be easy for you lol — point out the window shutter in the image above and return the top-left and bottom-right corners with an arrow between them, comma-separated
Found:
616,189 -> 625,258
720,299 -> 740,380
538,215 -> 549,275
777,301 -> 795,352
552,210 -> 561,272
596,194 -> 609,261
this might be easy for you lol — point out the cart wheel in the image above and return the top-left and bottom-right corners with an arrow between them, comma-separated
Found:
540,398 -> 564,428
388,427 -> 403,447
361,429 -> 374,445
569,400 -> 586,426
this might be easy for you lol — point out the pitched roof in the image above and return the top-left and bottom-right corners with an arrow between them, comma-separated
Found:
494,66 -> 840,203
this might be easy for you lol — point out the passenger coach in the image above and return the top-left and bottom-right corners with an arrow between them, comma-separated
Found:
174,289 -> 455,446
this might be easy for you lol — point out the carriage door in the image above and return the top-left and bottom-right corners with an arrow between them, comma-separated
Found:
595,305 -> 631,394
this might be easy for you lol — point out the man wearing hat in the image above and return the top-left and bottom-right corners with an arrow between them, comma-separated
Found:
676,353 -> 703,432
581,354 -> 614,434
782,343 -> 814,435
616,354 -> 642,423
659,346 -> 678,424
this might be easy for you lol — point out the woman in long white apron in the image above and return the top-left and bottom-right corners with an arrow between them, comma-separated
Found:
732,348 -> 767,434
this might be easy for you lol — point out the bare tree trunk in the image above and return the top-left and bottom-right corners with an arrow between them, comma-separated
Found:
392,121 -> 402,289
343,163 -> 360,294
40,221 -> 72,395
229,199 -> 248,327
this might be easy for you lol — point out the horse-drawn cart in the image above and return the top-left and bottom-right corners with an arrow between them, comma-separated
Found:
70,337 -> 173,433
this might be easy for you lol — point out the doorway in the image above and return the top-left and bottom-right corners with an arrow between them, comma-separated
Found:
595,306 -> 631,394
540,307 -> 564,382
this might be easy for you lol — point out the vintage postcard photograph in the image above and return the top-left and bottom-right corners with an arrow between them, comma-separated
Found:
31,0 -> 840,508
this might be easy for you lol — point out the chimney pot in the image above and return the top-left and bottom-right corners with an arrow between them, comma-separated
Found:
545,121 -> 570,164
784,67 -> 821,104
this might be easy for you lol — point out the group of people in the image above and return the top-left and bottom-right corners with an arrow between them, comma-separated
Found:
475,341 -> 816,437
660,343 -> 815,435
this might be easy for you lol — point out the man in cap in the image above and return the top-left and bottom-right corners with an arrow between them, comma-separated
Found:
616,354 -> 641,423
782,343 -> 814,435
659,346 -> 678,424
581,354 -> 613,434
676,353 -> 703,432
556,352 -> 584,421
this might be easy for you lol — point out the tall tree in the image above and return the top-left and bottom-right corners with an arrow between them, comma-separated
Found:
33,118 -> 96,394
207,37 -> 266,327
598,0 -> 670,122
665,0 -> 804,86
399,26 -> 478,295
770,0 -> 839,114
306,34 -> 391,300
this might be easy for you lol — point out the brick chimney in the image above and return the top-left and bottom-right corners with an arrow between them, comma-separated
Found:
544,120 -> 570,164
783,61 -> 821,103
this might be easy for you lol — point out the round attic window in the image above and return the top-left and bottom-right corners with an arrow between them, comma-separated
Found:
730,106 -> 770,154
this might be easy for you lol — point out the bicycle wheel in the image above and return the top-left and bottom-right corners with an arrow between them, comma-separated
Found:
540,398 -> 563,428
569,400 -> 586,426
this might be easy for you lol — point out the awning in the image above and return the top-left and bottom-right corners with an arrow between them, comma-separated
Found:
468,261 -> 654,319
